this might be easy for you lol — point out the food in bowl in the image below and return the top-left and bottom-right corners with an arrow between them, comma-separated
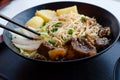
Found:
11,6 -> 111,61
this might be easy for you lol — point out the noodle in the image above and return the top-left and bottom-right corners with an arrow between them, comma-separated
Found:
41,12 -> 100,47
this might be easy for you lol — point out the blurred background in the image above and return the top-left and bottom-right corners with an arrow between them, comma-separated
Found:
0,0 -> 10,7
0,0 -> 120,24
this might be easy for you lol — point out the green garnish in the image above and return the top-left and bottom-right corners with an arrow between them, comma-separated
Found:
48,40 -> 55,45
43,22 -> 46,26
53,22 -> 62,27
68,29 -> 74,35
40,27 -> 46,32
63,37 -> 69,41
52,27 -> 58,32
81,35 -> 86,38
81,16 -> 87,22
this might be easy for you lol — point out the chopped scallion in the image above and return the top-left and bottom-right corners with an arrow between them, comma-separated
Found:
52,27 -> 58,32
68,29 -> 74,35
48,40 -> 55,45
63,37 -> 69,41
81,16 -> 87,22
81,35 -> 86,38
43,22 -> 46,26
53,22 -> 62,27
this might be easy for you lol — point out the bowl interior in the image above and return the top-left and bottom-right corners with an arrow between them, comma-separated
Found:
3,2 -> 120,62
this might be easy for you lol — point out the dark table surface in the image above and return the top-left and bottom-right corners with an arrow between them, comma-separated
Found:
0,39 -> 120,80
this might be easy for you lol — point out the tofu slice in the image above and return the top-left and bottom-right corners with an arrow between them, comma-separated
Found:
25,16 -> 44,29
56,5 -> 78,16
35,10 -> 57,22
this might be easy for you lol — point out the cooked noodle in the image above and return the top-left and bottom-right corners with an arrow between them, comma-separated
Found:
41,12 -> 100,47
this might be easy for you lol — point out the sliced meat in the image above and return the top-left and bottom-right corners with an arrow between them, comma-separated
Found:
66,38 -> 96,59
71,38 -> 96,57
98,27 -> 110,38
95,37 -> 109,51
37,41 -> 55,57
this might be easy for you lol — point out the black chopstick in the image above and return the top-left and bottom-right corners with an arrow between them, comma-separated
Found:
0,14 -> 40,36
0,23 -> 36,40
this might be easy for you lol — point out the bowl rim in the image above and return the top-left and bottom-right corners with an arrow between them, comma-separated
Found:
3,1 -> 120,63
113,57 -> 120,80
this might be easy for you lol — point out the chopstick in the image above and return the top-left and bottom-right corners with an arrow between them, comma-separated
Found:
0,23 -> 36,40
0,14 -> 40,36
0,14 -> 40,40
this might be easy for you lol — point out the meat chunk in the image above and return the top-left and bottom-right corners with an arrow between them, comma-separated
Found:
98,27 -> 110,38
72,38 -> 96,57
66,38 -> 96,59
48,48 -> 67,60
95,37 -> 109,51
37,41 -> 54,57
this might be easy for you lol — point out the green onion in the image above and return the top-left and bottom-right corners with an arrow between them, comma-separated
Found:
53,22 -> 62,27
63,37 -> 69,41
40,27 -> 46,32
68,29 -> 74,35
52,27 -> 58,32
81,16 -> 87,22
48,40 -> 55,45
43,22 -> 46,26
81,35 -> 86,38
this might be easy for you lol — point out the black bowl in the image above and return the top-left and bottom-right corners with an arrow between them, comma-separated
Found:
3,1 -> 120,63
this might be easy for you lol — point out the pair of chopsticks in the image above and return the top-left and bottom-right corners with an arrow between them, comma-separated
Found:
0,14 -> 40,40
